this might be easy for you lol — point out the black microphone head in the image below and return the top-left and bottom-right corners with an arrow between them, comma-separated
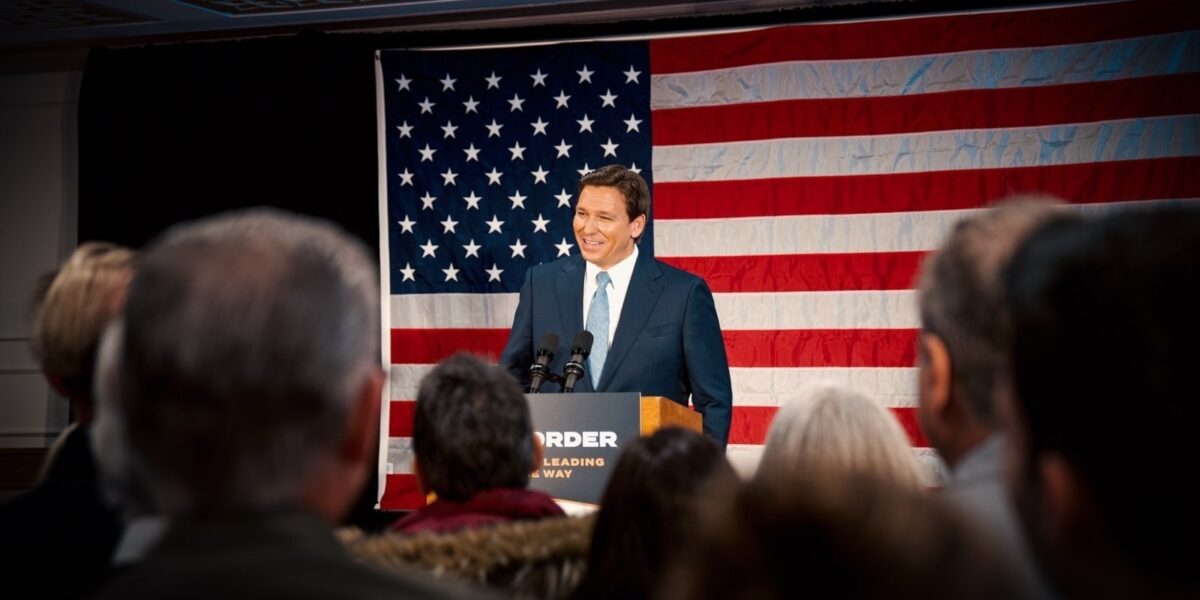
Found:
537,332 -> 560,356
571,330 -> 594,356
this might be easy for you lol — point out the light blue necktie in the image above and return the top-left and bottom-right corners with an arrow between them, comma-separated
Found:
586,271 -> 611,387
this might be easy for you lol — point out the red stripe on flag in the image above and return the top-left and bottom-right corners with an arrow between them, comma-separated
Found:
391,328 -> 511,364
654,158 -> 1200,219
729,406 -> 928,447
650,0 -> 1198,72
381,474 -> 426,511
724,329 -> 917,368
660,252 -> 927,293
652,74 -> 1200,145
389,400 -> 416,438
391,328 -> 918,368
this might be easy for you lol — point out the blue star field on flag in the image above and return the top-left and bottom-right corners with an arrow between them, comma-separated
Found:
381,42 -> 652,294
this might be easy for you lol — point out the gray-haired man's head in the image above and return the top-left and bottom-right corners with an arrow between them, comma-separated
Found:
94,208 -> 383,517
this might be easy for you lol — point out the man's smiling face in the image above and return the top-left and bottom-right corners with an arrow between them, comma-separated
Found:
573,185 -> 644,270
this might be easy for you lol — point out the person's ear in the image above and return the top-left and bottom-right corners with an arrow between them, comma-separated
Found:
341,367 -> 384,467
918,332 -> 953,419
630,214 -> 646,240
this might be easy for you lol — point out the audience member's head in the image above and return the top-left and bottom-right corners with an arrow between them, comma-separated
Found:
756,381 -> 927,491
916,198 -> 1071,467
575,427 -> 735,600
662,472 -> 1015,600
1003,204 -> 1200,598
93,209 -> 383,522
31,242 -> 134,423
412,353 -> 538,501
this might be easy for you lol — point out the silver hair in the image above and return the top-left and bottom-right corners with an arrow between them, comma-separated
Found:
756,381 -> 929,491
95,208 -> 380,515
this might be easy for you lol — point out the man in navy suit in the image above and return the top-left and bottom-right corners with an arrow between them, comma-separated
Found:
500,165 -> 732,448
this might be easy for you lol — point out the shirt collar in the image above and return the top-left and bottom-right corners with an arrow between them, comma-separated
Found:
585,244 -> 638,290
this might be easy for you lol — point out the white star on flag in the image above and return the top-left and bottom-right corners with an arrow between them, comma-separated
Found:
555,189 -> 573,207
577,163 -> 592,177
418,97 -> 435,114
601,138 -> 619,157
440,215 -> 458,234
509,239 -> 527,258
463,191 -> 482,209
441,120 -> 458,139
530,69 -> 548,87
624,114 -> 642,132
420,192 -> 436,210
463,143 -> 481,162
554,90 -> 570,108
485,120 -> 503,137
486,215 -> 505,233
509,190 -> 527,209
629,162 -> 642,175
440,73 -> 456,91
599,89 -> 618,107
462,96 -> 480,113
486,264 -> 503,282
531,166 -> 549,184
508,142 -> 526,160
485,71 -> 501,89
418,144 -> 436,162
396,121 -> 413,137
420,240 -> 438,257
508,94 -> 525,112
397,216 -> 415,233
555,238 -> 575,257
531,214 -> 550,233
530,117 -> 549,136
395,74 -> 411,91
397,169 -> 414,185
463,239 -> 481,258
555,140 -> 572,158
442,264 -> 459,281
623,66 -> 641,84
399,262 -> 415,281
577,114 -> 594,133
485,168 -> 503,185
577,65 -> 593,83
441,168 -> 458,186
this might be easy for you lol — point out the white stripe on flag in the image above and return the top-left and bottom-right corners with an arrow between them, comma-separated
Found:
651,115 -> 1200,182
651,32 -> 1200,107
390,290 -> 918,330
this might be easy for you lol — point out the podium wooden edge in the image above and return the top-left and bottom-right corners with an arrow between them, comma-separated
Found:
639,396 -> 701,436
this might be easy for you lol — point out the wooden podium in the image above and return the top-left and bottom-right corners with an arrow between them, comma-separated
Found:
525,393 -> 700,504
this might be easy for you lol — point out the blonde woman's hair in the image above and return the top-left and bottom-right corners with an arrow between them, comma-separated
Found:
31,241 -> 135,402
756,381 -> 927,491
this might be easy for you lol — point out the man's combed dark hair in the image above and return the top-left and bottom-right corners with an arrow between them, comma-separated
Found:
413,353 -> 535,501
579,164 -> 650,223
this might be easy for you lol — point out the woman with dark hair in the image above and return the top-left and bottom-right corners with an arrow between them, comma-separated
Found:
574,427 -> 736,600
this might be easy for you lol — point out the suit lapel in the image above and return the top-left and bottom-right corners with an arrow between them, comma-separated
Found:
598,251 -> 663,391
555,256 -> 592,392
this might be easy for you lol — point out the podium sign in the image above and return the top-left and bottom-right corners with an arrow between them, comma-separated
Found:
525,392 -> 640,504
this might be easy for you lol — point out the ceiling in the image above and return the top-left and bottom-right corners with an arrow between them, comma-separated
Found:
0,0 -> 864,49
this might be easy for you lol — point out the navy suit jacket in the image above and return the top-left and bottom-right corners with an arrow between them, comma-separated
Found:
499,250 -> 733,447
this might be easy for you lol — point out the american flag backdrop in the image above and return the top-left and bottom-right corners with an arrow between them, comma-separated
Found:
375,0 -> 1200,510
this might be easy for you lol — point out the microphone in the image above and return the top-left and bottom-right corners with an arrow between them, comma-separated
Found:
528,333 -> 559,393
562,330 -> 594,393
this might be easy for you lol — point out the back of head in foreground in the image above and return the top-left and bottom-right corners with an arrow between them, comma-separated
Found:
1003,204 -> 1200,598
412,353 -> 537,503
95,208 -> 384,520
574,427 -> 736,600
755,381 -> 927,491
660,471 -> 1016,600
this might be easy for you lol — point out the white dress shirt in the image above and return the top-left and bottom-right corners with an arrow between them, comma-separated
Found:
582,244 -> 638,345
